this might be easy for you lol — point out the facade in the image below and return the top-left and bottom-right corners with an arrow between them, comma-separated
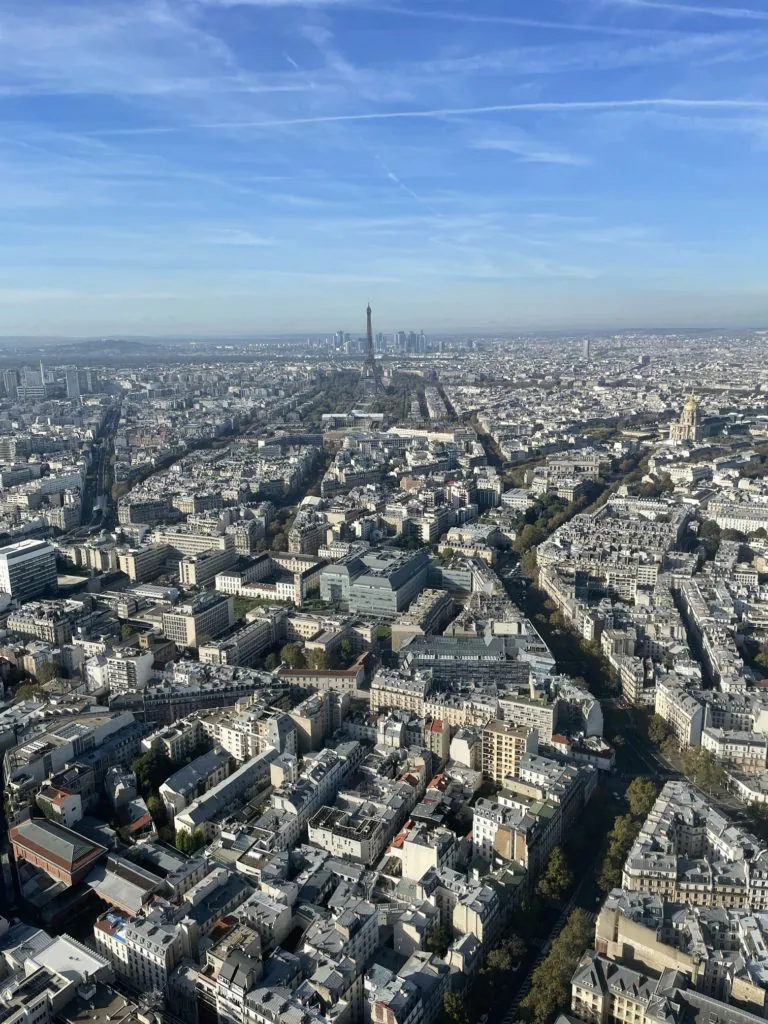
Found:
117,544 -> 169,583
94,907 -> 191,992
669,394 -> 702,443
179,546 -> 239,588
9,818 -> 106,886
622,781 -> 768,908
162,593 -> 235,648
481,720 -> 538,784
105,650 -> 155,694
0,539 -> 58,600
159,746 -> 231,819
6,603 -> 73,645
654,678 -> 704,748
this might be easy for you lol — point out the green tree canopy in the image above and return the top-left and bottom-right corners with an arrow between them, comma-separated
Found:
647,714 -> 670,746
306,649 -> 329,671
443,992 -> 470,1024
36,660 -> 62,685
280,643 -> 306,669
425,925 -> 452,958
513,524 -> 546,554
147,795 -> 167,827
681,747 -> 725,791
14,681 -> 40,701
521,909 -> 593,1024
536,846 -> 573,902
626,777 -> 659,819
132,749 -> 174,795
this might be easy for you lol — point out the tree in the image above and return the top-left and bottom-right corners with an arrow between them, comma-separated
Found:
306,649 -> 329,671
147,795 -> 167,828
680,747 -> 725,790
280,643 -> 306,669
598,814 -> 642,894
698,519 -> 721,557
661,735 -> 679,759
513,524 -> 545,554
647,714 -> 670,746
121,623 -> 134,642
443,992 -> 470,1024
537,846 -> 573,902
521,909 -> 593,1024
36,660 -> 61,685
505,934 -> 527,961
486,945 -> 513,973
132,749 -> 174,795
14,682 -> 40,701
722,528 -> 747,542
626,777 -> 658,819
264,652 -> 280,671
425,926 -> 452,957
520,548 -> 538,579
340,639 -> 353,664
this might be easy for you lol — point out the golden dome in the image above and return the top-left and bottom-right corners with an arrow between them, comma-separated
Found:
684,393 -> 699,412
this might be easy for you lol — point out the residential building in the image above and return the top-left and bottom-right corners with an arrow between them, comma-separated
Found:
481,720 -> 538,784
0,539 -> 58,600
162,593 -> 235,648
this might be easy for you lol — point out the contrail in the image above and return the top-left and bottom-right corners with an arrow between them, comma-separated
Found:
87,97 -> 768,136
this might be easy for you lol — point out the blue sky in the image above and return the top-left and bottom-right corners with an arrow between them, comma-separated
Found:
2,0 -> 768,336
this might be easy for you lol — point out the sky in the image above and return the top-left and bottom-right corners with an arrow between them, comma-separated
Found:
2,0 -> 768,336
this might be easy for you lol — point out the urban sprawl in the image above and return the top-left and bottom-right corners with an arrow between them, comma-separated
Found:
2,324 -> 768,1024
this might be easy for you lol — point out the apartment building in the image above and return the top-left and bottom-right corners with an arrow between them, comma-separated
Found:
701,727 -> 768,774
105,649 -> 155,694
370,668 -> 434,716
481,720 -> 538,784
160,746 -> 231,819
0,539 -> 58,600
654,678 -> 705,748
162,593 -> 234,648
623,781 -> 768,909
199,609 -> 287,668
390,589 -> 455,653
6,602 -> 73,645
117,544 -> 169,583
94,907 -> 193,993
117,497 -> 171,526
307,805 -> 388,864
179,546 -> 239,588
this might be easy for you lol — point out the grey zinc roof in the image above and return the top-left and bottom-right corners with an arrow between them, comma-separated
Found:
13,819 -> 104,868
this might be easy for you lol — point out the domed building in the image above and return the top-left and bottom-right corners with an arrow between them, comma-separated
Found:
669,393 -> 702,443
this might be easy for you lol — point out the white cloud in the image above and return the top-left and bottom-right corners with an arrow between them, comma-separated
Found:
474,133 -> 589,166
206,229 -> 277,246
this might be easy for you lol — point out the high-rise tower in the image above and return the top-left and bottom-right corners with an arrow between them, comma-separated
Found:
366,304 -> 375,366
360,303 -> 382,392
